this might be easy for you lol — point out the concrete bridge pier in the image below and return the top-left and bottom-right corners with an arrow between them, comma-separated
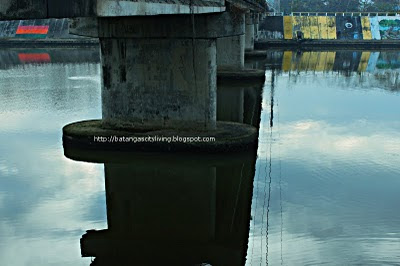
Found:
64,14 -> 259,153
253,13 -> 260,41
245,13 -> 255,51
100,37 -> 216,131
216,34 -> 245,71
215,10 -> 265,83
244,13 -> 269,63
71,15 -> 245,132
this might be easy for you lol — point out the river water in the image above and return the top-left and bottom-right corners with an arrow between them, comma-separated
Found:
0,48 -> 399,265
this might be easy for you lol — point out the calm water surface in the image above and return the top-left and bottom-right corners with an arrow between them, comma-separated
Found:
0,49 -> 104,266
247,50 -> 400,265
0,48 -> 399,265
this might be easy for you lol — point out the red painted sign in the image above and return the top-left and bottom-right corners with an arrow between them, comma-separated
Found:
16,25 -> 49,35
18,53 -> 51,63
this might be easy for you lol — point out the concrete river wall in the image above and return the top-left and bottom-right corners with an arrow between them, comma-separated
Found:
0,18 -> 98,47
261,15 -> 400,40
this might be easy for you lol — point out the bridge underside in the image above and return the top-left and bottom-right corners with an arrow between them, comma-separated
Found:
0,0 -> 267,20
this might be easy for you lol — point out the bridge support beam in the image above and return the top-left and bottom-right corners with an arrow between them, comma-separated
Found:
245,13 -> 255,51
253,13 -> 260,41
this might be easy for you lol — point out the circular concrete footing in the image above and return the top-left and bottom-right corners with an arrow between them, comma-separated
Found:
217,68 -> 265,84
63,120 -> 258,154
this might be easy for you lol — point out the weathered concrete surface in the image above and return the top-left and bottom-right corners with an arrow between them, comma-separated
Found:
253,13 -> 259,40
229,0 -> 267,11
0,0 -> 47,19
62,120 -> 258,153
48,0 -> 97,17
0,0 -> 268,20
96,0 -> 225,16
70,12 -> 245,38
0,0 -> 226,19
245,13 -> 255,50
216,35 -> 245,70
101,38 -> 216,131
0,18 -> 88,39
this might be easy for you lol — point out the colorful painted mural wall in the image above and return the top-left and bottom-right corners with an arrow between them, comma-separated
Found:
261,16 -> 400,40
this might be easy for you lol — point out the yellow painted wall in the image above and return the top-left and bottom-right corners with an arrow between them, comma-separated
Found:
309,17 -> 320,39
292,16 -> 302,39
327,17 -> 337,39
282,51 -> 293,71
289,16 -> 337,40
358,52 -> 371,71
361,17 -> 372,40
301,16 -> 311,39
283,16 -> 293,40
318,17 -> 329,39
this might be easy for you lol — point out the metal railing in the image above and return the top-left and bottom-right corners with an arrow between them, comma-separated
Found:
266,12 -> 400,17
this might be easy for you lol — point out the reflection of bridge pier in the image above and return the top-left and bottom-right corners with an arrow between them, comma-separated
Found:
63,150 -> 257,265
217,81 -> 263,128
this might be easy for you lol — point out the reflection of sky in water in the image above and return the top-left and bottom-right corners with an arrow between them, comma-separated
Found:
1,49 -> 399,266
247,69 -> 400,265
0,61 -> 106,266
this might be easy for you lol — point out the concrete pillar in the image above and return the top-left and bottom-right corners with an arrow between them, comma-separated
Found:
254,13 -> 260,41
69,14 -> 244,132
245,13 -> 255,51
101,38 -> 217,131
216,35 -> 245,70
215,11 -> 245,71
